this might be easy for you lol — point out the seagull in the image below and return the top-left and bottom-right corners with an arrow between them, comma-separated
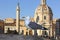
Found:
24,16 -> 48,30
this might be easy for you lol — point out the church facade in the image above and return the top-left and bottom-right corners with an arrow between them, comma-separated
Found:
34,0 -> 53,37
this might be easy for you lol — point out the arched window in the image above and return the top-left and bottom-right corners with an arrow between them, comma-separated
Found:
36,16 -> 39,23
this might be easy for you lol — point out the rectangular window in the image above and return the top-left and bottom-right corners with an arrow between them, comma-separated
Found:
36,16 -> 39,23
44,16 -> 46,20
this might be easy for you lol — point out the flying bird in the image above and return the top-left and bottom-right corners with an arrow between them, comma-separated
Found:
23,16 -> 48,30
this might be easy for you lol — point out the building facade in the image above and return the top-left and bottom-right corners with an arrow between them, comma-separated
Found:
56,19 -> 60,37
4,18 -> 34,35
4,18 -> 16,33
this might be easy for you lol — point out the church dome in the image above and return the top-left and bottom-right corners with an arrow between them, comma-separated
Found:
34,0 -> 53,24
35,0 -> 53,15
35,5 -> 53,15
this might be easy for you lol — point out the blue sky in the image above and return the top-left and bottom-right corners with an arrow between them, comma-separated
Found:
0,0 -> 60,19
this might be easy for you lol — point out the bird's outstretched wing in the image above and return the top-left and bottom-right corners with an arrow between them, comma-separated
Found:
24,16 -> 48,30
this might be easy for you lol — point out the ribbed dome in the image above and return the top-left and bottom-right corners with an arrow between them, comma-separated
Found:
35,5 -> 53,15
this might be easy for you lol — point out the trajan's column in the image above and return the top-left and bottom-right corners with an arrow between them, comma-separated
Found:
16,2 -> 20,33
